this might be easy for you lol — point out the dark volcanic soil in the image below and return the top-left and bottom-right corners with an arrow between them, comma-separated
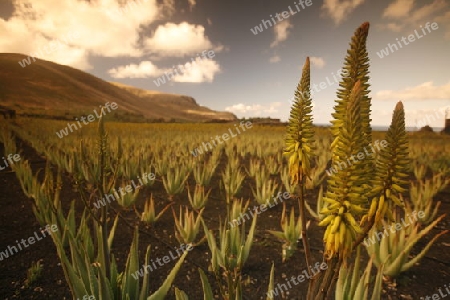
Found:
0,137 -> 449,300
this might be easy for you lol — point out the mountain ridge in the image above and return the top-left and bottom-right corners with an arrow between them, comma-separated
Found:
0,53 -> 236,122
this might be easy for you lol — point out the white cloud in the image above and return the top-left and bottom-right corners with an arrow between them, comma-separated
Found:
375,81 -> 450,100
225,102 -> 282,116
269,55 -> 281,63
310,56 -> 326,69
144,22 -> 224,57
108,57 -> 221,82
321,0 -> 365,25
108,61 -> 167,78
381,23 -> 404,32
0,0 -> 160,69
172,57 -> 221,83
270,20 -> 293,48
379,0 -> 450,38
0,0 -> 225,70
406,0 -> 446,24
383,0 -> 414,18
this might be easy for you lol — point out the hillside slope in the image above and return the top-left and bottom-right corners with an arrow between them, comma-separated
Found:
0,53 -> 236,122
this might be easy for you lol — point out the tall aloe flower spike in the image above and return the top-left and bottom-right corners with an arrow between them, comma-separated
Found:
330,22 -> 372,167
320,80 -> 366,260
368,101 -> 410,226
284,56 -> 316,270
329,22 -> 373,221
284,57 -> 315,183
305,23 -> 376,300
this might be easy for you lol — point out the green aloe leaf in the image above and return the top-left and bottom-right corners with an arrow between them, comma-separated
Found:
266,263 -> 275,300
122,228 -> 140,299
199,268 -> 214,300
147,250 -> 189,300
175,288 -> 189,300
108,214 -> 119,250
139,246 -> 152,300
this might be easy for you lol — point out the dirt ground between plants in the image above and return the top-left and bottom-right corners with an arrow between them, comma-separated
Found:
0,137 -> 449,300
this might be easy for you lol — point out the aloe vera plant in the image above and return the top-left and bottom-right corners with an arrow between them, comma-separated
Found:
408,185 -> 441,225
193,160 -> 217,187
162,167 -> 189,201
12,113 -> 190,299
320,21 -> 373,262
139,194 -> 172,225
203,212 -> 257,300
320,80 -> 368,259
227,198 -> 250,227
4,20 -> 449,300
265,154 -> 280,175
335,246 -> 384,300
173,206 -> 205,246
255,164 -> 270,185
281,166 -> 297,195
413,161 -> 427,180
365,213 -> 448,278
227,151 -> 241,169
304,184 -> 325,221
305,156 -> 328,189
276,22 -> 421,300
14,159 -> 37,199
209,144 -> 223,166
121,155 -> 140,178
367,102 -> 410,225
284,56 -> 316,276
139,166 -> 156,187
221,161 -> 246,204
25,260 -> 43,288
246,157 -> 262,178
187,184 -> 211,210
408,172 -> 449,224
252,178 -> 280,205
154,153 -> 169,176
268,203 -> 307,262
116,181 -> 140,208
0,127 -> 18,157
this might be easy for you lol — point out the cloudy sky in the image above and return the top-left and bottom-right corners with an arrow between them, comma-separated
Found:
1,0 -> 449,129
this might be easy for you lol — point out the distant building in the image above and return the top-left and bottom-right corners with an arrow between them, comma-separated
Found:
244,117 -> 282,125
442,108 -> 450,135
0,105 -> 16,119
443,118 -> 450,135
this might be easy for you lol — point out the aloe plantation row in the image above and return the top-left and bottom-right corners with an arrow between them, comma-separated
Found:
2,119 -> 448,299
1,22 -> 449,299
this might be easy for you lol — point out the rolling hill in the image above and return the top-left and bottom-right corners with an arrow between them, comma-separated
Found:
0,53 -> 236,122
